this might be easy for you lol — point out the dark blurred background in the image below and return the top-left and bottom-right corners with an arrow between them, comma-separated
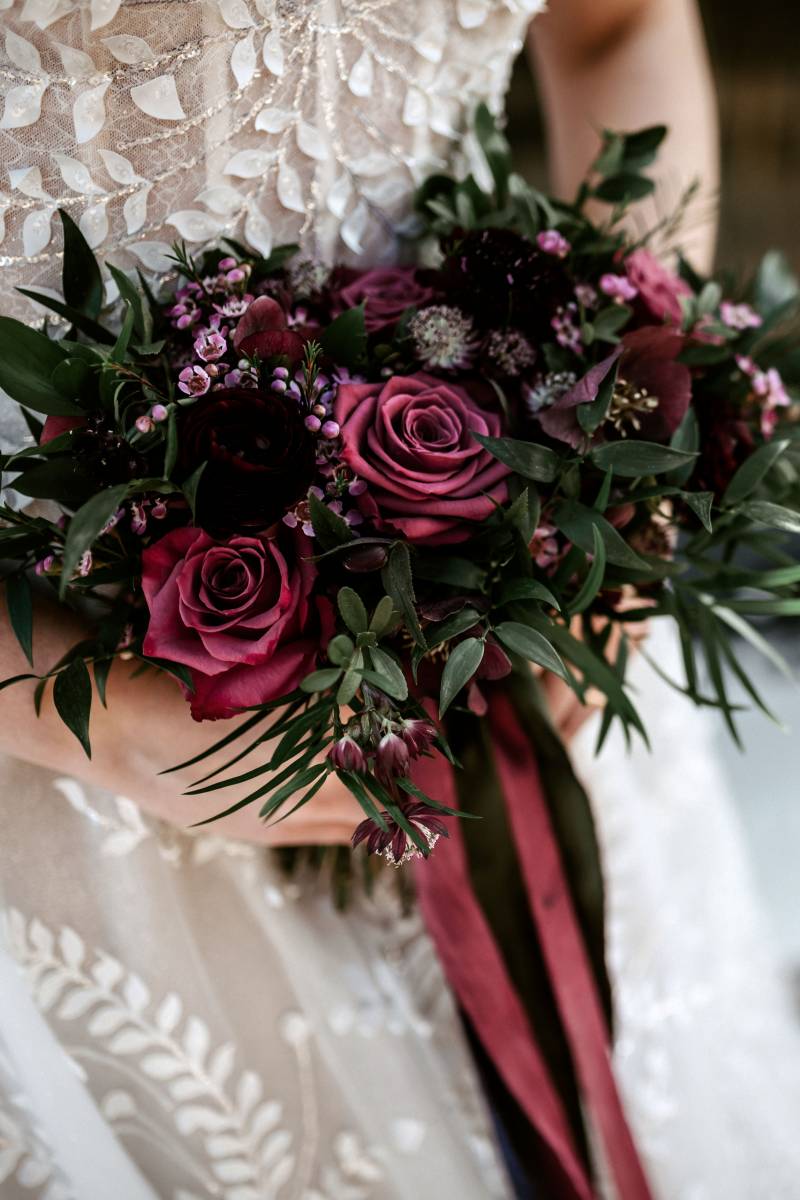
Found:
507,2 -> 800,971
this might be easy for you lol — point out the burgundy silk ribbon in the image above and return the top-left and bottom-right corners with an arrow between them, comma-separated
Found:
413,693 -> 653,1200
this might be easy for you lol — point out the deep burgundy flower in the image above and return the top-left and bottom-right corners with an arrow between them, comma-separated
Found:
352,802 -> 449,866
141,527 -> 333,720
334,372 -> 511,544
398,718 -> 437,756
691,396 -> 757,498
537,326 -> 691,449
329,735 -> 367,773
233,296 -> 306,366
440,228 -> 570,337
179,387 -> 316,532
337,268 -> 435,334
375,731 -> 411,782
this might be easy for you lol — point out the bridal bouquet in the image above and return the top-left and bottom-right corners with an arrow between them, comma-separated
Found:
1,112 -> 799,867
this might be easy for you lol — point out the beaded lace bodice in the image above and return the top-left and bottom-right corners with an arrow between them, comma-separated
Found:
0,0 -> 546,323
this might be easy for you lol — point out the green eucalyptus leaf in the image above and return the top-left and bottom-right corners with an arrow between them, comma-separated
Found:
589,440 -> 699,477
5,572 -> 33,665
366,646 -> 408,701
413,555 -> 487,591
12,459 -> 94,508
327,634 -> 355,666
53,658 -> 92,757
162,405 -> 178,480
593,173 -> 655,204
382,543 -> 425,648
337,586 -> 369,635
107,263 -> 152,343
742,499 -> 800,534
320,303 -> 367,369
682,490 -> 714,532
722,439 -> 790,506
182,460 -> 206,522
667,409 -> 700,486
59,483 -> 129,597
498,578 -> 560,610
369,595 -> 396,636
301,667 -> 342,693
754,250 -> 799,317
493,621 -> 568,679
426,605 -> 483,649
336,665 -> 362,706
569,526 -> 607,616
473,433 -> 560,483
553,500 -> 648,571
439,637 -> 484,717
111,301 -> 136,363
308,491 -> 354,551
0,318 -> 77,416
591,303 -> 632,343
16,289 -> 114,344
51,357 -> 92,403
59,209 -> 103,318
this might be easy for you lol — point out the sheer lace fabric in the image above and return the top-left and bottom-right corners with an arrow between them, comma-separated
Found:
0,0 -> 545,323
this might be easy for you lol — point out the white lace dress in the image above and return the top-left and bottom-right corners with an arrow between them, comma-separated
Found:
2,2 -> 800,1198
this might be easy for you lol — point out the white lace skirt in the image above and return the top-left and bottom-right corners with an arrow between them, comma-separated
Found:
1,623 -> 800,1200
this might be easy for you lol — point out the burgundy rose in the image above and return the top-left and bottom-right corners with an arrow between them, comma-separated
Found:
233,296 -> 305,365
625,249 -> 691,325
337,268 -> 435,334
179,387 -> 316,531
142,526 -> 333,720
537,326 -> 691,448
335,372 -> 511,544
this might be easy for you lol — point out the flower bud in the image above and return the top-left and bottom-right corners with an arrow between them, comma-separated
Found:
343,544 -> 388,573
328,735 -> 366,773
376,732 -> 410,779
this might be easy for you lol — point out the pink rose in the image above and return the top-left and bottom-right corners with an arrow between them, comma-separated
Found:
233,296 -> 305,365
335,372 -> 511,544
625,249 -> 691,325
142,527 -> 332,720
337,268 -> 435,334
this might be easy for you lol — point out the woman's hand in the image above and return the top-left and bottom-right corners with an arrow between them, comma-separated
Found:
0,587 -> 362,847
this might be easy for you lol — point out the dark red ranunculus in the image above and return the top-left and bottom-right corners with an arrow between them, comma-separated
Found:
337,268 -> 435,334
335,372 -> 511,544
537,326 -> 691,448
179,387 -> 316,532
142,526 -> 332,720
232,296 -> 306,365
440,227 -> 571,337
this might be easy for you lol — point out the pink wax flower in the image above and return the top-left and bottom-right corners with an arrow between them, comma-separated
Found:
537,230 -> 571,258
194,330 -> 227,362
599,273 -> 638,304
178,365 -> 211,397
720,301 -> 763,331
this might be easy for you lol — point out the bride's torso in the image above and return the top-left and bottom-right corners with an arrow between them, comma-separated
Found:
1,0 -> 545,322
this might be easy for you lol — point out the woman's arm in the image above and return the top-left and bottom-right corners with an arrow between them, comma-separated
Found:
528,0 -> 719,271
0,587 -> 361,845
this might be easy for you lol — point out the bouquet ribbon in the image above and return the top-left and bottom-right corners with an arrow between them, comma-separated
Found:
414,691 -> 652,1200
